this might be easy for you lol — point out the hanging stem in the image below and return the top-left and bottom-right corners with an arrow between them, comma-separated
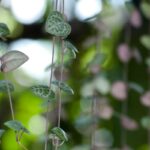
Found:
54,0 -> 65,149
91,95 -> 97,150
44,37 -> 55,150
16,132 -> 28,150
4,74 -> 15,120
57,39 -> 65,128
148,19 -> 150,150
121,23 -> 130,148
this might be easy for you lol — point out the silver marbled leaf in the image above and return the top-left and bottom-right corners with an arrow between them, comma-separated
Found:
0,50 -> 29,72
45,11 -> 71,38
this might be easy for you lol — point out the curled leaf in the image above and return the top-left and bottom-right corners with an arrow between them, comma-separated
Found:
0,23 -> 10,38
4,120 -> 29,134
0,80 -> 14,92
1,50 -> 29,72
64,41 -> 78,59
51,127 -> 68,142
31,85 -> 55,100
52,80 -> 74,95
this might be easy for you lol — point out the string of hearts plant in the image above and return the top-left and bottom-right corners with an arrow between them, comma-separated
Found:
116,3 -> 142,149
31,0 -> 77,150
140,0 -> 150,148
0,23 -> 29,150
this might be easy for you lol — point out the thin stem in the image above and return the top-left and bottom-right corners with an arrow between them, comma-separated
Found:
4,74 -> 15,120
121,23 -> 130,148
91,95 -> 97,150
57,39 -> 65,128
44,37 -> 55,150
55,0 -> 58,11
16,132 -> 28,150
148,20 -> 150,150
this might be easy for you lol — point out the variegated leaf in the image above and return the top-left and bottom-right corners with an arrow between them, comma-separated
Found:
1,50 -> 29,72
52,80 -> 74,95
45,11 -> 71,38
31,85 -> 55,100
51,127 -> 68,142
4,120 -> 29,134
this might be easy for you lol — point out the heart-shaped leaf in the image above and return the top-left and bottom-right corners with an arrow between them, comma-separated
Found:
52,80 -> 74,95
4,120 -> 29,134
31,85 -> 55,100
0,23 -> 10,38
141,116 -> 150,130
45,11 -> 71,38
140,35 -> 150,49
64,41 -> 78,59
51,127 -> 68,142
141,2 -> 150,19
0,80 -> 14,92
0,129 -> 5,138
1,50 -> 29,72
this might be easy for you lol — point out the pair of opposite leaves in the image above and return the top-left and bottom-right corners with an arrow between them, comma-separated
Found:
0,50 -> 28,73
45,11 -> 71,38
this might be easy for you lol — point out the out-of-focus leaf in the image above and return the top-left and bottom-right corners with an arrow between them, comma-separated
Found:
140,35 -> 150,50
1,50 -> 29,72
0,23 -> 10,38
64,41 -> 78,59
52,80 -> 74,95
31,85 -> 55,100
0,41 -> 8,52
45,11 -> 71,38
141,2 -> 150,19
141,116 -> 150,130
4,120 -> 29,134
45,63 -> 57,72
0,129 -> 5,138
0,80 -> 14,92
146,58 -> 150,67
94,129 -> 114,147
51,127 -> 68,142
129,82 -> 144,94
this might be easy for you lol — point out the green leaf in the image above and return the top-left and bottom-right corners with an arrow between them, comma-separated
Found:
0,129 -> 5,138
0,80 -> 14,92
141,2 -> 150,19
140,35 -> 150,49
0,41 -> 8,51
51,127 -> 68,142
141,116 -> 150,130
52,80 -> 74,95
0,23 -> 10,38
146,57 -> 150,67
4,120 -> 29,134
129,82 -> 144,94
45,11 -> 71,38
31,85 -> 55,100
64,41 -> 78,59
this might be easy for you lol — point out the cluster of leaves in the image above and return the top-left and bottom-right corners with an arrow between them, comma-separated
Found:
0,23 -> 29,145
30,9 -> 78,147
